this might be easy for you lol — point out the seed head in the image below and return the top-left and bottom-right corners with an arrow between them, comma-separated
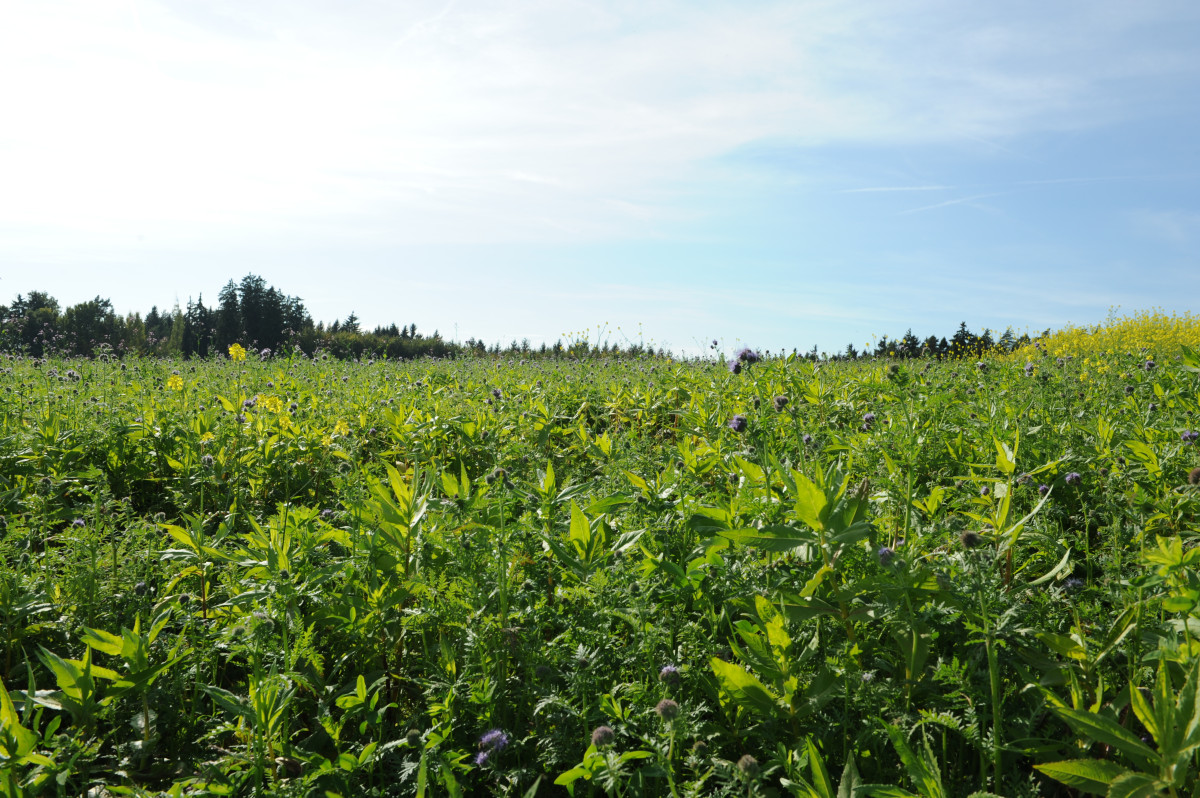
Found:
655,699 -> 680,721
591,725 -> 615,747
960,530 -> 983,549
1189,467 -> 1200,486
737,754 -> 761,778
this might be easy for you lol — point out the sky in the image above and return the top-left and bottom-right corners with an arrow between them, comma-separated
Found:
2,0 -> 1199,356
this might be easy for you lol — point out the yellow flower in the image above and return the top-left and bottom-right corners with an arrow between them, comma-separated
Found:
333,419 -> 350,437
260,395 -> 283,414
167,374 -> 183,391
228,343 -> 247,362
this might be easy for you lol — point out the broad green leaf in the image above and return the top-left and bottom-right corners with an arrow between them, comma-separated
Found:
1033,759 -> 1128,794
0,678 -> 36,759
1051,707 -> 1157,770
793,473 -> 827,530
1106,772 -> 1163,798
711,656 -> 779,716
721,525 -> 815,552
80,627 -> 125,657
837,754 -> 862,798
569,501 -> 591,545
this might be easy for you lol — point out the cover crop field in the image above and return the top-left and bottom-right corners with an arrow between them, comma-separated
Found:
4,314 -> 1200,797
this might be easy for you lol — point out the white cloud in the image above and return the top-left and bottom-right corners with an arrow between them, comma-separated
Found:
1,0 -> 1197,247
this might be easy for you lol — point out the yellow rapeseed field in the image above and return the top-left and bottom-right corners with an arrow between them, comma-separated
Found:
1012,308 -> 1200,361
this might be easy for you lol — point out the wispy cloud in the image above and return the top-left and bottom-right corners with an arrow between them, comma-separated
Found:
842,185 -> 955,193
899,192 -> 1012,215
2,0 -> 1197,245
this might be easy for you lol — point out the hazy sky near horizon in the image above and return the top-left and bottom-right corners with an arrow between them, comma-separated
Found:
3,0 -> 1199,355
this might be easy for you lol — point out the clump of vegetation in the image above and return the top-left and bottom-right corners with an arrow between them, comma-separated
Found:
2,315 -> 1200,796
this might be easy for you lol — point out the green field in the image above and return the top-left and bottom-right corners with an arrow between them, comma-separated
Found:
3,339 -> 1200,797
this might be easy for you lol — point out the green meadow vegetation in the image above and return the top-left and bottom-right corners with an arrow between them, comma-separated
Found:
5,318 -> 1200,797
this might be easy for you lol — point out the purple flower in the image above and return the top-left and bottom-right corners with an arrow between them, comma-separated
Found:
1038,483 -> 1050,496
1182,431 -> 1199,444
728,414 -> 748,433
980,485 -> 990,497
1144,360 -> 1156,371
659,664 -> 681,683
736,347 -> 760,364
71,518 -> 86,528
727,360 -> 742,375
491,388 -> 502,400
1024,362 -> 1034,376
862,412 -> 876,424
877,547 -> 895,566
475,728 -> 508,765
1065,472 -> 1082,485
772,395 -> 789,412
802,433 -> 813,446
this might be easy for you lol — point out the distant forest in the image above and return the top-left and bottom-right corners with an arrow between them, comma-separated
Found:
0,273 -> 1042,361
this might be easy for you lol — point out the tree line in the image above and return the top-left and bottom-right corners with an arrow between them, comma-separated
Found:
0,274 -> 458,360
0,274 -> 1042,362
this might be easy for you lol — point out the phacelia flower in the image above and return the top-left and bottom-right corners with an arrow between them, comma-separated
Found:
802,433 -> 813,445
773,395 -> 789,412
979,485 -> 990,497
659,664 -> 681,684
736,348 -> 760,364
655,699 -> 680,721
728,414 -> 748,433
727,360 -> 742,375
1182,431 -> 1199,444
1038,483 -> 1050,496
474,728 -> 509,765
877,546 -> 895,566
1065,472 -> 1082,485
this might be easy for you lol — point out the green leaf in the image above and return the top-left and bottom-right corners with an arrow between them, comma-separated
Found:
837,754 -> 862,798
721,525 -> 815,553
1105,772 -> 1163,798
793,473 -> 827,530
80,627 -> 125,657
0,678 -> 37,759
710,656 -> 779,716
1051,707 -> 1157,770
569,501 -> 591,546
805,737 -> 835,798
1033,759 -> 1128,794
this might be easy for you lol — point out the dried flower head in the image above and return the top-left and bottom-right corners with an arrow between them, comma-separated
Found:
655,699 -> 680,721
591,725 -> 615,747
1189,467 -> 1200,486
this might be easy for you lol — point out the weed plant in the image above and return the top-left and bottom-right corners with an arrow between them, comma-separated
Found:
2,332 -> 1200,796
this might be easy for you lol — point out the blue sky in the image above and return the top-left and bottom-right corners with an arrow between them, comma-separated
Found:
2,0 -> 1198,355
